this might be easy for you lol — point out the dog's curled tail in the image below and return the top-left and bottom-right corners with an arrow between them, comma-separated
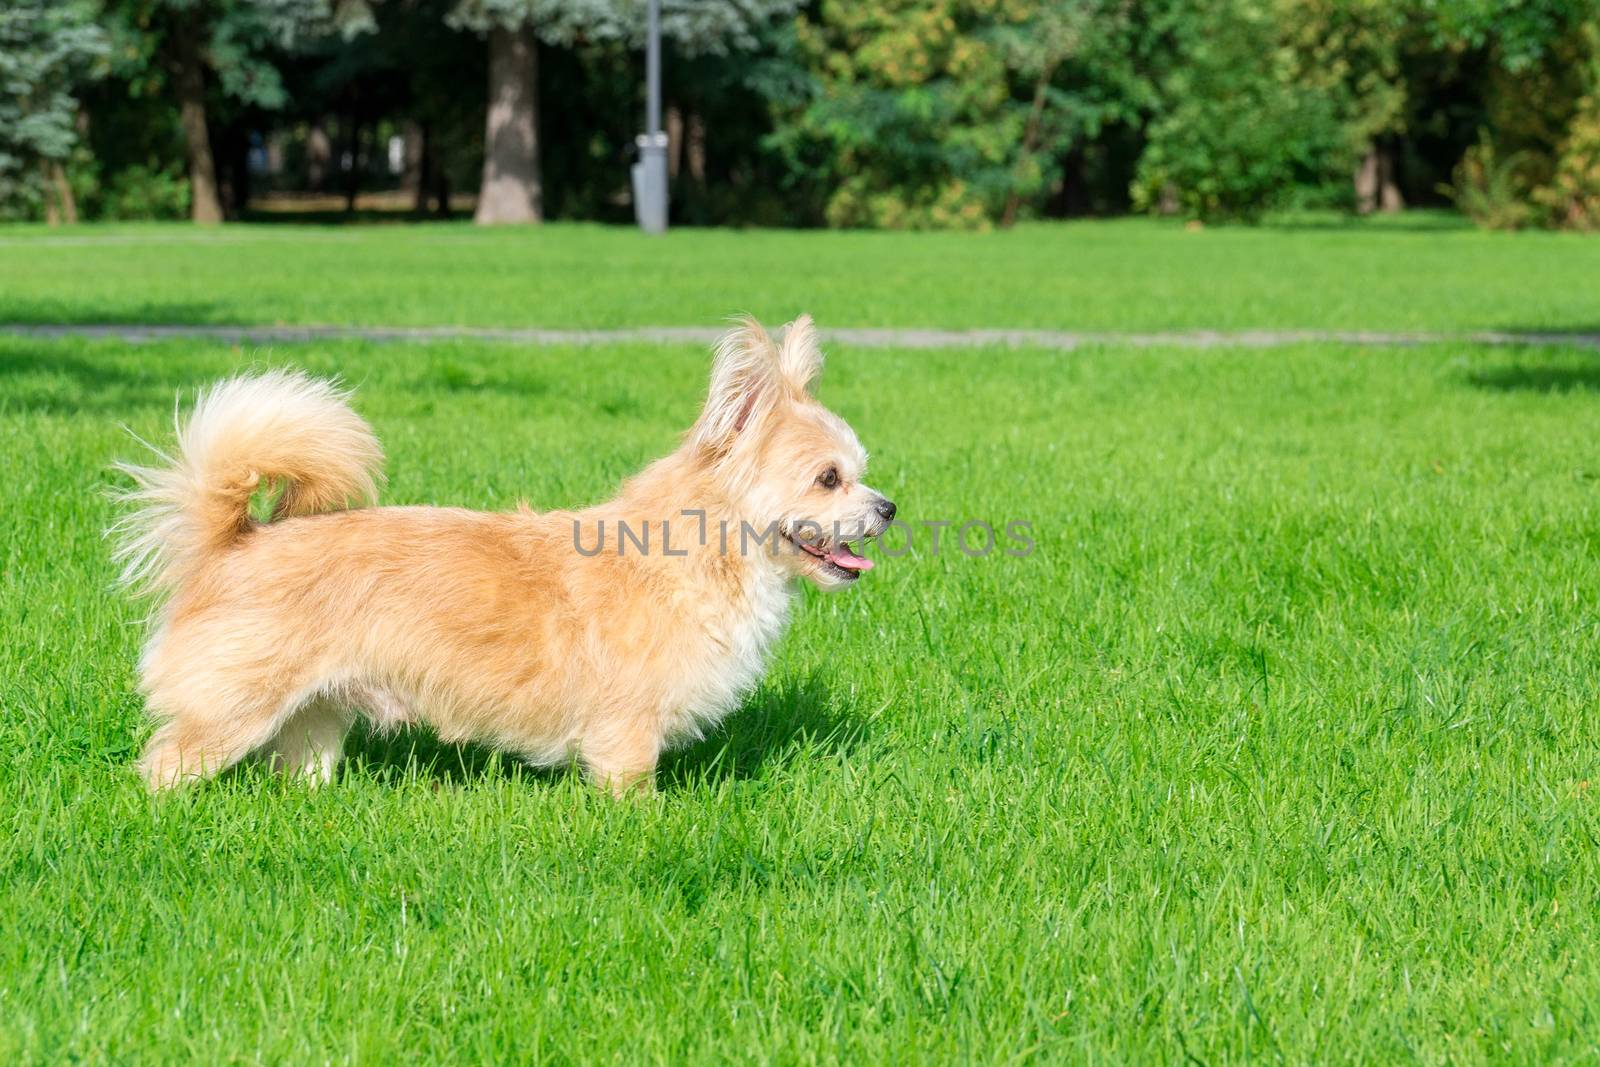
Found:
111,370 -> 383,599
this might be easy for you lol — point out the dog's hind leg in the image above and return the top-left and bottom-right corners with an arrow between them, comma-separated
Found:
137,656 -> 324,790
139,694 -> 304,790
263,696 -> 354,784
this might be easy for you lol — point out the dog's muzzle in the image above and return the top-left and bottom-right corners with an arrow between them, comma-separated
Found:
869,496 -> 897,536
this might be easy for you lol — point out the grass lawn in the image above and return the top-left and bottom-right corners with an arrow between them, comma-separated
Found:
2,214 -> 1600,333
4,314 -> 1600,1061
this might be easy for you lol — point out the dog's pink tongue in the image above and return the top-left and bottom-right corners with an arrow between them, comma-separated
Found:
829,543 -> 874,572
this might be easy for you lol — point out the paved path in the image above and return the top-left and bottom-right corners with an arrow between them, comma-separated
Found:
5,323 -> 1599,350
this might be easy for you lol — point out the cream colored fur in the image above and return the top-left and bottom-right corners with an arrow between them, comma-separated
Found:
112,317 -> 892,794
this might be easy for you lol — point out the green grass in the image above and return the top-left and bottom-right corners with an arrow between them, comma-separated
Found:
3,214 -> 1600,332
5,327 -> 1600,1063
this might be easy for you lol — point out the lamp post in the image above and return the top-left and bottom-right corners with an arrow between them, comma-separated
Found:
632,0 -> 668,234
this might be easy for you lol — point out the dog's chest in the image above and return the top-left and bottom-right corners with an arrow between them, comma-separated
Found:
668,567 -> 793,738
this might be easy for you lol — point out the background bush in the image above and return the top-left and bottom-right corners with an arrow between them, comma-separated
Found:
3,0 -> 1600,229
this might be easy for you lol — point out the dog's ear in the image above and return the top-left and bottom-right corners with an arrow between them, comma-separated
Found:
777,314 -> 823,393
691,318 -> 780,453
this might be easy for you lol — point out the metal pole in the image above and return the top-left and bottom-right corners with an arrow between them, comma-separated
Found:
632,0 -> 668,234
646,0 -> 661,139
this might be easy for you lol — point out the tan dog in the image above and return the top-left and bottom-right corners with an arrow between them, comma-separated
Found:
113,316 -> 894,794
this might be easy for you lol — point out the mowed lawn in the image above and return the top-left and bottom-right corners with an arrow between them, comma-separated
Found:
1,214 -> 1599,333
4,223 -> 1600,1063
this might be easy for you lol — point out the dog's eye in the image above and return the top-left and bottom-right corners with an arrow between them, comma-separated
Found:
818,466 -> 839,490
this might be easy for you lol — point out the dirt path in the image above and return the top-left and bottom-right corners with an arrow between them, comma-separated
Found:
4,323 -> 1598,349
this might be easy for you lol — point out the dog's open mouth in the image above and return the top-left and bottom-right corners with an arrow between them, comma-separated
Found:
784,531 -> 875,580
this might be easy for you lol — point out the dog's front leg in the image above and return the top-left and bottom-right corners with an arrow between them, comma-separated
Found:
580,725 -> 661,798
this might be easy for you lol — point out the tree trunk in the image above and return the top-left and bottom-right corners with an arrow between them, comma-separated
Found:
1378,145 -> 1404,213
307,120 -> 331,191
1355,149 -> 1377,214
1354,146 -> 1379,214
434,167 -> 452,219
475,25 -> 541,225
343,117 -> 362,214
171,25 -> 224,224
1355,142 -> 1405,215
414,122 -> 433,215
49,160 -> 78,224
41,161 -> 60,226
666,105 -> 683,179
401,120 -> 425,201
1001,61 -> 1060,228
686,111 -> 706,186
218,124 -> 250,218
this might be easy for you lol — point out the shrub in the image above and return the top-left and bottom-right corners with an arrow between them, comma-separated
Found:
92,163 -> 190,220
1442,136 -> 1538,230
1535,92 -> 1600,230
1131,1 -> 1349,221
764,0 -> 1147,229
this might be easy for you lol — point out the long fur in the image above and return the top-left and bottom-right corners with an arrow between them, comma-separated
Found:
111,370 -> 383,600
110,318 -> 893,795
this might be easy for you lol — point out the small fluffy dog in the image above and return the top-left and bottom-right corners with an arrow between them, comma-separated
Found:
114,316 -> 894,794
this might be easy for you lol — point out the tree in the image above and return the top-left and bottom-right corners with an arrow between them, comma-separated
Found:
1276,0 -> 1415,213
1132,0 -> 1351,221
1537,85 -> 1600,228
762,0 -> 1149,229
0,0 -> 107,222
101,0 -> 372,222
277,0 -> 479,217
990,1 -> 1148,226
447,0 -> 797,225
1427,0 -> 1600,227
769,0 -> 1023,229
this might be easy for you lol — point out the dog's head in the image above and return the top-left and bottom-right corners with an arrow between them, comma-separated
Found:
689,316 -> 895,591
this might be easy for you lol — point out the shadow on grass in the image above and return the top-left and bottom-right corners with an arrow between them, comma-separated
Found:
1258,209 -> 1473,234
662,671 -> 865,788
0,301 -> 225,327
341,723 -> 550,788
0,345 -> 185,414
331,670 -> 864,791
1488,324 -> 1600,343
429,359 -> 551,399
1466,351 -> 1600,394
1261,219 -> 1477,235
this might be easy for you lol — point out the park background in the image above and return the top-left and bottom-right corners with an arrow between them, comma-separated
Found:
4,0 -> 1600,230
7,2 -> 1600,1065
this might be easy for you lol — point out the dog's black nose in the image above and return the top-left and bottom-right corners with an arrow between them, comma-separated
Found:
875,498 -> 897,521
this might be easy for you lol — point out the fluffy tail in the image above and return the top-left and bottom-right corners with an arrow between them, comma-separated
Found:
111,370 -> 383,599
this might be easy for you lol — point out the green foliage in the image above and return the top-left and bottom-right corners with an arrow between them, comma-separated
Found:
1424,0 -> 1595,71
100,0 -> 373,111
93,162 -> 194,220
12,0 -> 1600,228
1277,0 -> 1412,148
1536,90 -> 1600,228
0,0 -> 107,217
766,0 -> 1145,229
793,0 -> 1025,228
1133,1 -> 1352,220
1443,135 -> 1539,229
446,0 -> 796,54
1428,0 -> 1600,229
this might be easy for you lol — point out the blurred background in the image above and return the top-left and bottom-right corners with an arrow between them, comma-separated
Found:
3,0 -> 1598,231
